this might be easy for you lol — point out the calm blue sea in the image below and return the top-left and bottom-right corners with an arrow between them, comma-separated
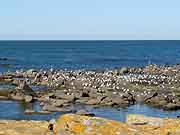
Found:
0,40 -> 180,72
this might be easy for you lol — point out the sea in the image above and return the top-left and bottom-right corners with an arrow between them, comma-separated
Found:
0,40 -> 180,72
0,40 -> 180,121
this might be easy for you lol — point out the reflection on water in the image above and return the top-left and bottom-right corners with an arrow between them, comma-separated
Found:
87,104 -> 180,122
19,101 -> 33,112
0,100 -> 61,120
18,101 -> 42,112
30,85 -> 48,91
0,101 -> 179,121
0,83 -> 16,90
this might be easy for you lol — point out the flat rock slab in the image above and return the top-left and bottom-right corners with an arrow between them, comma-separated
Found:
0,120 -> 49,135
0,114 -> 180,135
56,114 -> 180,135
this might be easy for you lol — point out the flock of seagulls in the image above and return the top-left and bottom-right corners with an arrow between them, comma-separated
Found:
12,67 -> 179,102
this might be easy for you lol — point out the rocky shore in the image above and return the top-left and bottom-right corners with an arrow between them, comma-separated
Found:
0,113 -> 179,135
0,64 -> 180,113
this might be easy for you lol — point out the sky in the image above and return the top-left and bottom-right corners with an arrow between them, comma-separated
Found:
0,0 -> 180,40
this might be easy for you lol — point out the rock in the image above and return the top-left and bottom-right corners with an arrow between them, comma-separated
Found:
26,69 -> 37,75
0,57 -> 8,61
135,95 -> 145,102
24,109 -> 51,115
33,72 -> 41,83
100,96 -> 113,106
12,79 -> 19,85
42,104 -> 71,112
9,93 -> 25,100
0,95 -> 9,100
76,110 -> 95,117
3,78 -> 13,83
24,95 -> 33,102
75,98 -> 89,104
111,97 -> 129,106
86,98 -> 100,105
49,119 -> 56,125
16,81 -> 34,95
0,114 -> 179,135
126,114 -> 164,126
0,89 -> 11,97
9,81 -> 34,101
164,103 -> 180,110
0,120 -> 49,135
50,99 -> 70,107
117,67 -> 129,75
53,91 -> 75,102
81,91 -> 89,97
24,109 -> 34,114
56,114 -> 180,135
0,64 -> 12,67
57,130 -> 73,135
45,131 -> 54,135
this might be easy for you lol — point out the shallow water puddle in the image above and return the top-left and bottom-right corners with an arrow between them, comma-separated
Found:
0,83 -> 16,89
0,101 -> 179,121
30,85 -> 48,91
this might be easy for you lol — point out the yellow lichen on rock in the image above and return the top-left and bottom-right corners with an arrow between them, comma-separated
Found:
56,114 -> 180,135
0,120 -> 49,135
0,114 -> 180,135
56,114 -> 139,135
126,114 -> 164,126
126,114 -> 180,135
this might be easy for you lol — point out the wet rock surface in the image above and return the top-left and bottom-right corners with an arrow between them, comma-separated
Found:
0,64 -> 180,112
76,109 -> 95,117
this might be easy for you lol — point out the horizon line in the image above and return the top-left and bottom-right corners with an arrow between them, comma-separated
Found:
0,39 -> 180,41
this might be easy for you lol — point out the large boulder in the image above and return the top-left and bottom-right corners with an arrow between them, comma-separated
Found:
55,114 -> 180,135
9,81 -> 34,101
55,114 -> 132,135
0,114 -> 180,135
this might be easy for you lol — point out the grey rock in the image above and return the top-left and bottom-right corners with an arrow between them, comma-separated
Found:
24,95 -> 33,102
16,81 -> 34,95
164,103 -> 180,110
53,92 -> 75,102
111,97 -> 129,105
26,69 -> 37,75
76,109 -> 95,117
86,98 -> 100,105
9,93 -> 25,100
50,99 -> 70,107
117,67 -> 129,75
42,104 -> 71,112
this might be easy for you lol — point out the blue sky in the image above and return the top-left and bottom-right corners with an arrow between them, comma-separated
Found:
0,0 -> 180,40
